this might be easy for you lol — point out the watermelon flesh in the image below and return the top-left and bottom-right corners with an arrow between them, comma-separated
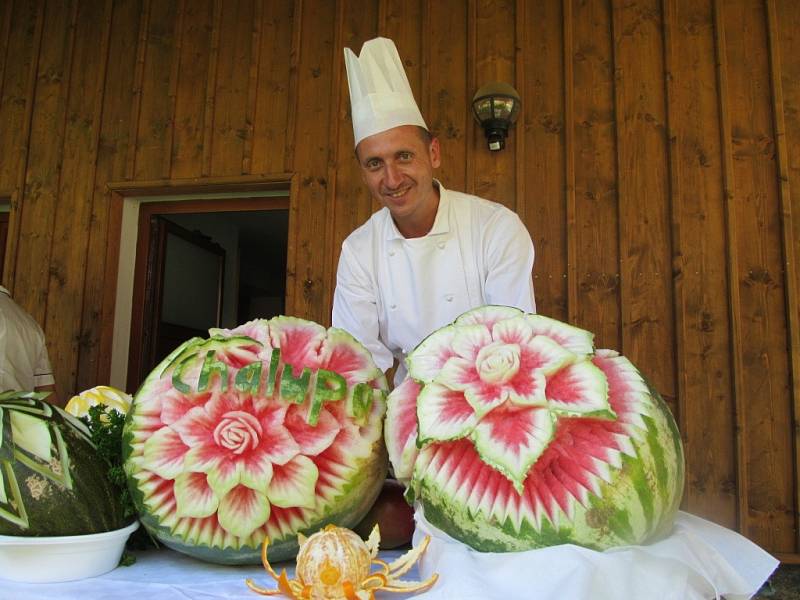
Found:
387,306 -> 684,551
123,317 -> 388,564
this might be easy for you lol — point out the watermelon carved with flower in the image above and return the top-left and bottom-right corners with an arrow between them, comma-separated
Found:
124,317 -> 389,564
386,306 -> 684,551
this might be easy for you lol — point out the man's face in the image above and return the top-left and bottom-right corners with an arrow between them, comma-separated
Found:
355,125 -> 441,237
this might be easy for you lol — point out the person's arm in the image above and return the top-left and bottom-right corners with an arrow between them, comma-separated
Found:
483,210 -> 536,313
332,242 -> 394,373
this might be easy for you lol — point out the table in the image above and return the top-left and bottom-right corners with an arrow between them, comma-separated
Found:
0,547 -> 422,600
0,512 -> 779,600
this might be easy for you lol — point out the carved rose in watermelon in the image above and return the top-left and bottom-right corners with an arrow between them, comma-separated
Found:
123,317 -> 388,564
0,391 -> 129,536
386,305 -> 684,551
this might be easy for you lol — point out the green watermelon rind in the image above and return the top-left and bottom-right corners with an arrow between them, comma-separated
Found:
1,398 -> 131,537
413,389 -> 683,552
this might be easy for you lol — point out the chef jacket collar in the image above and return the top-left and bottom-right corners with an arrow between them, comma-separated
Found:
385,180 -> 449,241
0,286 -> 9,297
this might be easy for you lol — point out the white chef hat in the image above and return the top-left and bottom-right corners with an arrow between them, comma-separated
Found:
344,37 -> 428,147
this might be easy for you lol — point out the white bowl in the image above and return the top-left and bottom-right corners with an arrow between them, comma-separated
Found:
0,520 -> 140,583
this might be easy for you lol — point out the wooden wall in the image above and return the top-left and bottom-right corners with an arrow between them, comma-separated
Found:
0,0 -> 798,559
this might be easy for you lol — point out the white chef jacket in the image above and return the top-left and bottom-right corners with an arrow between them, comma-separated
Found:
0,286 -> 55,391
332,182 -> 535,384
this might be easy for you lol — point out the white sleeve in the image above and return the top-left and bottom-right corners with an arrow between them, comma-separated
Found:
482,210 -> 536,313
331,242 -> 394,372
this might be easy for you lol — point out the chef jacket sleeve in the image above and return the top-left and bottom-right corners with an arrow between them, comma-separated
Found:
332,242 -> 394,373
482,210 -> 536,313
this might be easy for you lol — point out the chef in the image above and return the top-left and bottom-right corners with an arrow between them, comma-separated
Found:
332,37 -> 536,385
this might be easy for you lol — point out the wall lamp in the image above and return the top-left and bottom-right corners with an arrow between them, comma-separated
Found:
471,82 -> 521,151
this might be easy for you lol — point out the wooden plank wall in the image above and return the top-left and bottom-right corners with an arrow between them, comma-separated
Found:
0,0 -> 797,558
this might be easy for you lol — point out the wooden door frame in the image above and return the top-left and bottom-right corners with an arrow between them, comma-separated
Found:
104,174 -> 297,389
0,194 -> 10,284
127,214 -> 228,392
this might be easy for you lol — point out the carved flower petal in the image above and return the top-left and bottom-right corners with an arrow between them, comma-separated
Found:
506,369 -> 548,407
524,335 -> 577,375
284,404 -> 341,456
266,455 -> 319,509
319,328 -> 383,386
205,458 -> 244,497
240,451 -> 275,494
491,315 -> 534,346
437,356 -> 479,391
406,327 -> 458,383
173,472 -> 219,518
417,383 -> 479,445
268,316 -> 326,371
211,318 -> 273,349
258,423 -> 300,466
454,305 -> 524,328
217,485 -> 270,538
546,359 -> 614,418
171,404 -> 218,448
451,324 -> 493,361
159,390 -> 204,426
524,314 -> 595,356
384,377 -> 421,482
470,406 -> 555,493
182,441 -> 224,474
463,384 -> 508,418
439,356 -> 505,416
142,427 -> 190,479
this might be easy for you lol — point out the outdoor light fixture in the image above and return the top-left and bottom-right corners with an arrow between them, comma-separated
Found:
471,82 -> 521,151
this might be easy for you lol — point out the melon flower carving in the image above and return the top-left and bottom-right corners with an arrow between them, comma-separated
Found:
125,316 -> 390,563
406,306 -> 615,493
142,391 -> 335,538
386,305 -> 685,552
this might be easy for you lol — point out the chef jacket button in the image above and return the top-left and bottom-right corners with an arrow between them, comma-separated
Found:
445,294 -> 454,302
390,303 -> 397,310
437,241 -> 445,249
389,250 -> 395,257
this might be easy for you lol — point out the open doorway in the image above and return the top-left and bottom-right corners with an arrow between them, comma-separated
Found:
125,196 -> 289,392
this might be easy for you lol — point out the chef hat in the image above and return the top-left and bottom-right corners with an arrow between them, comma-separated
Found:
344,37 -> 428,147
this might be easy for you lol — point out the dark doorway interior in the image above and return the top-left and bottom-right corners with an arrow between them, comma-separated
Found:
164,210 -> 289,327
127,198 -> 289,392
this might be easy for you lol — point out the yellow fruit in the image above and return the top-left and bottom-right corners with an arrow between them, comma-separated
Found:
65,385 -> 132,418
295,525 -> 371,599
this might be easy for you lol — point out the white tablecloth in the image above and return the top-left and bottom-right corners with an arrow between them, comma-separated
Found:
0,512 -> 779,600
0,547 -> 423,600
412,510 -> 779,600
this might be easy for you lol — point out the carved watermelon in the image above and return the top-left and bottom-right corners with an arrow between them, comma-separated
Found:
386,305 -> 684,551
0,391 -> 129,536
123,317 -> 388,564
